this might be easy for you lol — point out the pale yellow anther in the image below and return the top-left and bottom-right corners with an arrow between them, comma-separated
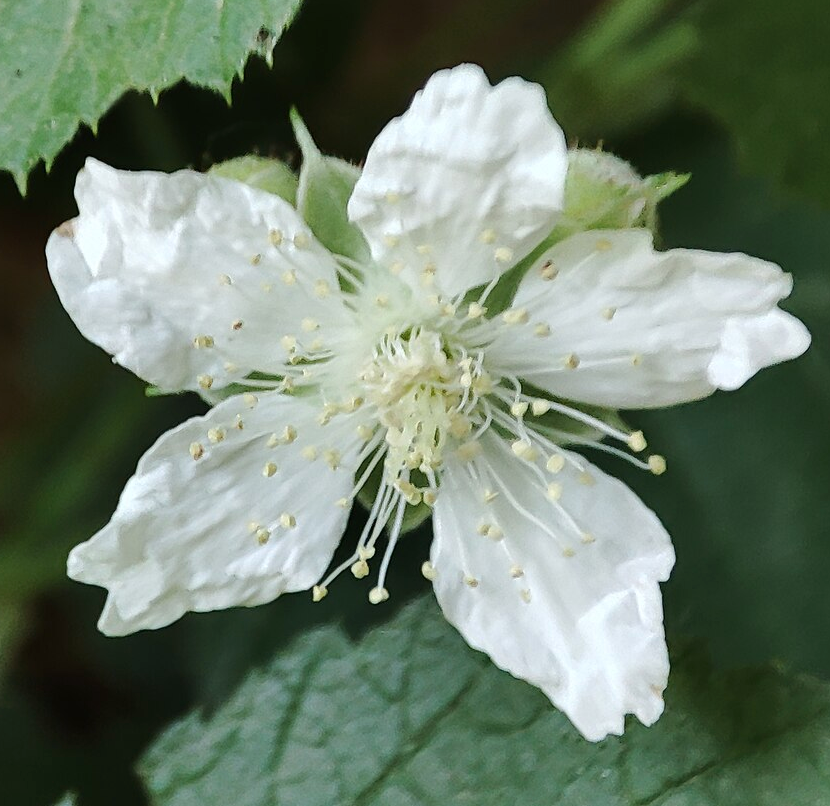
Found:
533,323 -> 551,337
628,430 -> 647,452
441,303 -> 457,317
231,319 -> 244,331
269,228 -> 284,246
384,191 -> 401,204
596,238 -> 613,251
421,561 -> 437,581
279,512 -> 296,529
540,260 -> 558,280
389,261 -> 405,275
578,471 -> 595,486
255,527 -> 270,545
476,522 -> 491,536
208,427 -> 226,444
416,244 -> 431,255
197,374 -> 214,389
449,415 -> 472,438
281,376 -> 295,392
357,424 -> 374,442
487,525 -> 504,541
293,232 -> 310,249
280,335 -> 297,353
341,396 -> 364,413
420,267 -> 436,287
301,318 -> 319,332
335,497 -> 350,509
351,560 -> 370,579
423,490 -> 438,506
457,440 -> 482,461
310,337 -> 325,352
502,307 -> 529,325
193,334 -> 214,349
547,482 -> 563,501
323,449 -> 341,470
564,353 -> 580,370
247,521 -> 261,534
281,425 -> 298,444
224,361 -> 238,373
520,589 -> 532,603
369,586 -> 389,605
494,246 -> 514,264
250,253 -> 262,266
243,393 -> 258,408
531,399 -> 551,416
581,531 -> 596,544
480,228 -> 497,244
546,454 -> 566,474
483,489 -> 499,504
189,442 -> 204,460
262,462 -> 278,478
312,585 -> 327,602
375,294 -> 389,308
281,269 -> 297,286
562,547 -> 576,558
301,446 -> 318,461
234,414 -> 244,430
511,439 -> 538,461
510,401 -> 529,418
648,455 -> 667,475
510,564 -> 524,579
358,546 -> 376,561
473,373 -> 493,395
266,433 -> 279,448
383,234 -> 400,247
218,273 -> 232,286
459,371 -> 473,388
602,307 -> 617,321
466,302 -> 487,319
464,575 -> 479,589
632,353 -> 643,367
314,279 -> 331,298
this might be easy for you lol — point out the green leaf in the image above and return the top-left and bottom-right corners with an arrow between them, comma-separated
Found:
0,0 -> 303,191
209,155 -> 298,205
291,109 -> 370,263
140,596 -> 830,805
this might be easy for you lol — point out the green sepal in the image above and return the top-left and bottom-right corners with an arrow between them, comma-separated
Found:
354,456 -> 432,536
208,155 -> 298,205
290,109 -> 370,265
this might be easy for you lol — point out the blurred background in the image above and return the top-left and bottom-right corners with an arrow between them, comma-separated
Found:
1,0 -> 828,802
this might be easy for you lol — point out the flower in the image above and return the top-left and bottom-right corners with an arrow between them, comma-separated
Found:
46,64 -> 810,741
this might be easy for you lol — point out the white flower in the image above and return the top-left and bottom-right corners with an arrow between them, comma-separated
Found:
46,64 -> 810,742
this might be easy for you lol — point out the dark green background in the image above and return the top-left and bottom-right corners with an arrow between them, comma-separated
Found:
0,0 -> 827,802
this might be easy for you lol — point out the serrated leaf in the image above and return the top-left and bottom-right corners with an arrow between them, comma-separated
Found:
141,596 -> 830,805
291,109 -> 370,263
0,0 -> 303,191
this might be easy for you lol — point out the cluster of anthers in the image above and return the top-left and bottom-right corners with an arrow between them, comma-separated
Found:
184,229 -> 666,609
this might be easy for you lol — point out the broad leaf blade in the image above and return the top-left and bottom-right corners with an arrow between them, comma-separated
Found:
140,597 -> 830,805
0,0 -> 303,191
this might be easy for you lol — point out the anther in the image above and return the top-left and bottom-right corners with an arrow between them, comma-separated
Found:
511,439 -> 538,461
533,323 -> 551,337
269,228 -> 284,246
510,401 -> 529,418
540,260 -> 558,280
547,482 -> 563,501
578,471 -> 595,486
281,425 -> 298,444
314,279 -> 331,298
564,353 -> 580,370
335,497 -> 349,509
279,512 -> 296,529
357,424 -> 374,441
421,561 -> 437,581
243,393 -> 258,408
218,273 -> 232,286
262,462 -> 278,478
208,427 -> 226,444
464,575 -> 479,588
562,547 -> 576,558
282,270 -> 297,286
193,335 -> 214,349
476,522 -> 491,536
494,246 -> 514,264
632,353 -> 643,366
602,307 -> 617,321
234,414 -> 244,430
301,318 -> 319,332
250,253 -> 262,265
189,442 -> 204,460
301,446 -> 318,461
510,565 -> 524,579
648,455 -> 667,475
466,302 -> 487,319
480,228 -> 497,245
197,374 -> 214,389
293,232 -> 309,249
351,560 -> 370,579
487,525 -> 504,541
546,455 -> 565,473
581,532 -> 596,544
520,589 -> 532,603
358,546 -> 376,561
531,399 -> 551,416
231,319 -> 244,331
255,527 -> 270,545
502,307 -> 529,325
628,431 -> 647,452
312,585 -> 327,602
457,441 -> 482,461
280,335 -> 297,353
384,191 -> 400,204
369,586 -> 389,604
483,489 -> 499,503
323,450 -> 341,470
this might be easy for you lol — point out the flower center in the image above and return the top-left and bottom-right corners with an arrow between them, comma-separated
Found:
360,328 -> 486,477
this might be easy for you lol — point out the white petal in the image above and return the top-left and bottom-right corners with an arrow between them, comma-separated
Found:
68,391 -> 361,635
431,433 -> 674,741
46,159 -> 350,392
484,229 -> 811,408
348,64 -> 567,297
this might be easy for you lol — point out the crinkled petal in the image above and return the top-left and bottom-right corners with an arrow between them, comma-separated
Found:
483,229 -> 811,408
348,64 -> 567,297
431,433 -> 674,741
46,158 -> 351,393
68,391 -> 362,635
